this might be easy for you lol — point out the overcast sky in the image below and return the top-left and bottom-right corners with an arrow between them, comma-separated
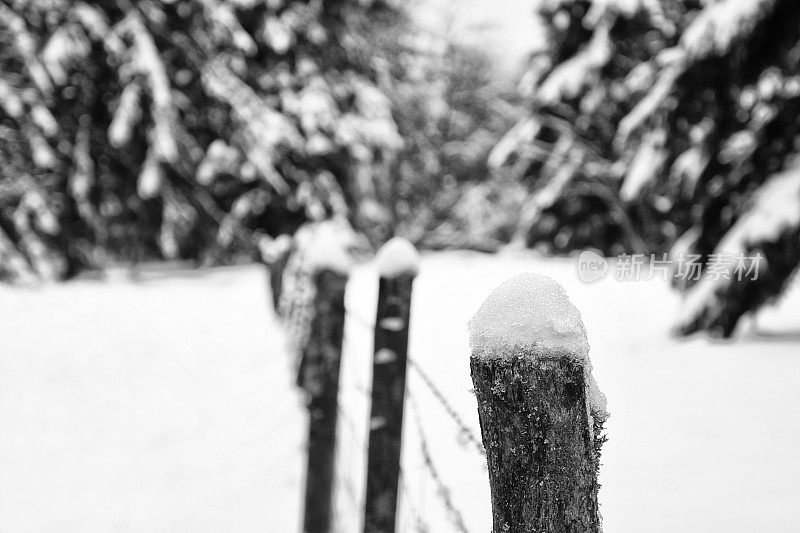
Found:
413,0 -> 545,74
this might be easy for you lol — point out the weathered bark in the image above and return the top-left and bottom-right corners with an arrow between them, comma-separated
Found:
300,269 -> 348,533
363,274 -> 415,533
470,355 -> 603,533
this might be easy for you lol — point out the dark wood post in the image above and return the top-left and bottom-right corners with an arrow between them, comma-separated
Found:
299,267 -> 349,533
468,273 -> 607,533
363,238 -> 419,533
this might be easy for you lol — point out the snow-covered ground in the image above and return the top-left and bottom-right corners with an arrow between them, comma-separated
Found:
1,253 -> 799,532
0,266 -> 304,533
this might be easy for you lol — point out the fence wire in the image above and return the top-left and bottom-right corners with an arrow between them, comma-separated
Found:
344,306 -> 485,458
280,259 -> 484,533
345,306 -> 375,332
407,390 -> 474,533
340,303 -> 483,532
407,358 -> 486,457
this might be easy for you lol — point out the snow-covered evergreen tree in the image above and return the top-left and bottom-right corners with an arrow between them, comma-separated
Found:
492,0 -> 800,336
0,0 -> 403,281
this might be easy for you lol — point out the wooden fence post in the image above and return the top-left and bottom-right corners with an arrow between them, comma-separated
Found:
468,273 -> 607,533
299,255 -> 351,533
363,237 -> 420,533
259,234 -> 294,314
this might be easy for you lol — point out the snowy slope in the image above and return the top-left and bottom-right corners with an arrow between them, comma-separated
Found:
1,254 -> 799,533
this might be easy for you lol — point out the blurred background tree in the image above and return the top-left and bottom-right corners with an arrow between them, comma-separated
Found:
490,0 -> 800,336
0,0 -> 406,281
0,0 -> 522,280
2,0 -> 798,337
379,16 -> 523,251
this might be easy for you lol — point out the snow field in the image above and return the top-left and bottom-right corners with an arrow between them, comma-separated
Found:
341,252 -> 800,533
1,253 -> 799,532
0,267 -> 305,532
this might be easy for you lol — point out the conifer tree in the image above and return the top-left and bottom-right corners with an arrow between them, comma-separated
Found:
493,0 -> 800,336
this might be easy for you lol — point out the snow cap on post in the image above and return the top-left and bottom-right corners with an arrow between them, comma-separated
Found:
469,273 -> 589,361
258,233 -> 293,264
375,236 -> 420,279
304,221 -> 353,275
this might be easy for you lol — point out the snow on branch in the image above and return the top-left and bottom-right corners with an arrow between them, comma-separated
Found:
137,147 -> 163,199
0,77 -> 25,119
511,136 -> 583,245
0,3 -> 53,95
41,23 -> 91,87
201,58 -> 302,194
0,227 -> 36,284
108,82 -> 142,149
616,0 -> 777,146
70,118 -> 98,228
536,23 -> 613,106
615,64 -> 679,148
71,2 -> 125,55
619,130 -> 667,202
197,0 -> 257,55
119,13 -> 179,164
675,162 -> 800,336
196,140 -> 242,185
488,117 -> 541,170
669,120 -> 713,195
26,128 -> 58,169
0,72 -> 58,140
583,0 -> 674,34
681,0 -> 777,60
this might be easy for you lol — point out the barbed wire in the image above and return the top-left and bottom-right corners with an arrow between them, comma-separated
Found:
282,265 -> 484,533
343,301 -> 484,457
407,358 -> 485,457
408,391 -> 473,533
342,308 -> 484,456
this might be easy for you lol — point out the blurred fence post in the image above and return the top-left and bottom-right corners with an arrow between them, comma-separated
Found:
363,238 -> 420,533
259,234 -> 294,314
299,265 -> 350,533
468,273 -> 607,533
